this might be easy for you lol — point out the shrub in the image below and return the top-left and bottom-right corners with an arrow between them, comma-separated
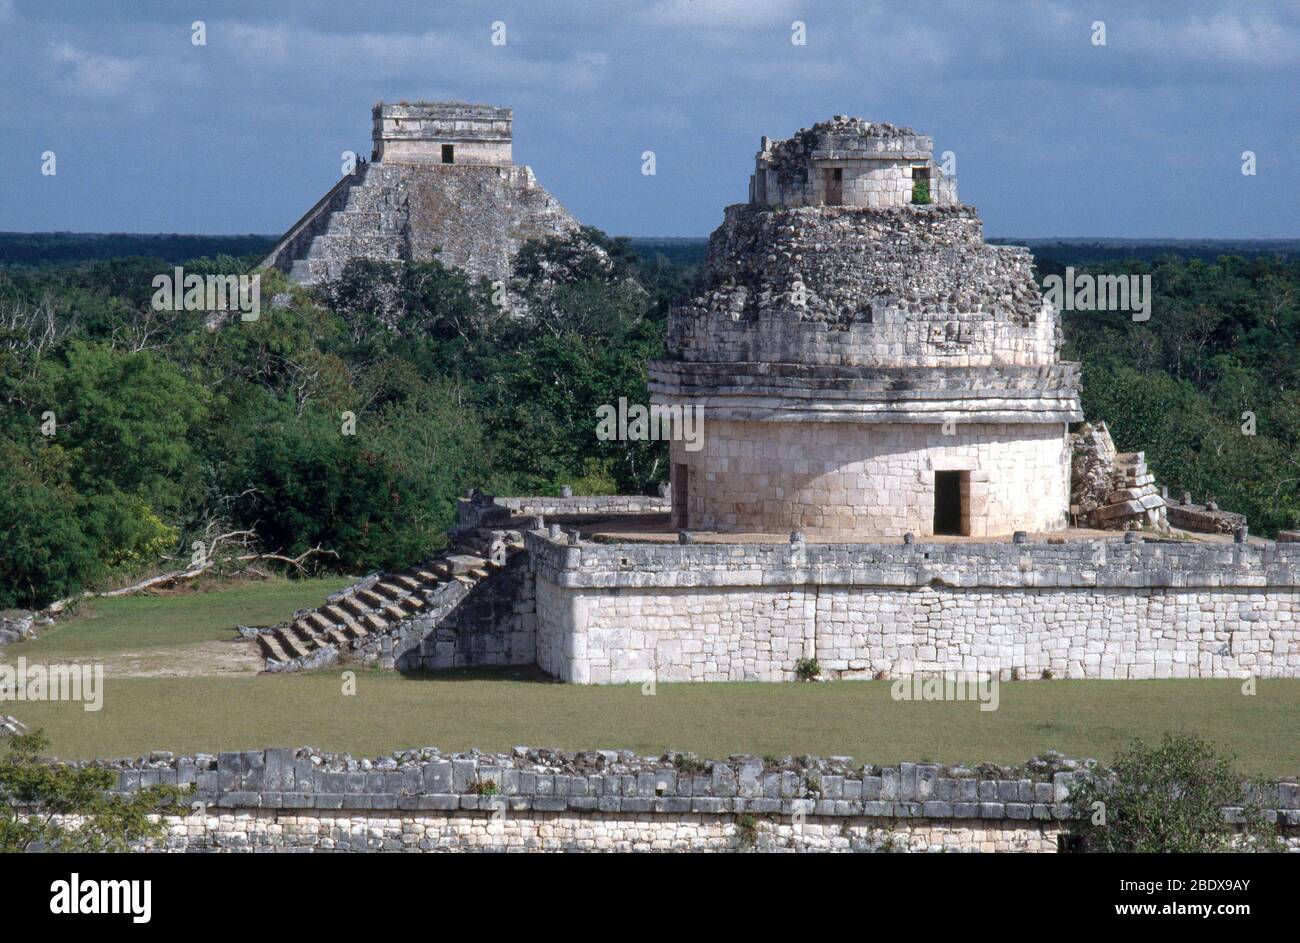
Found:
1065,732 -> 1283,853
0,730 -> 181,852
794,658 -> 821,681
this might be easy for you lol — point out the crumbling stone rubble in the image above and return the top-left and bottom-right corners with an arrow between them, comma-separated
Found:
1069,422 -> 1166,529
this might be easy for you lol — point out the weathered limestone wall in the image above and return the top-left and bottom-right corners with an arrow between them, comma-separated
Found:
372,102 -> 513,166
671,420 -> 1071,536
489,494 -> 671,519
456,493 -> 670,532
757,158 -> 955,210
82,748 -> 1300,852
379,138 -> 510,166
814,586 -> 1299,679
131,809 -> 1064,852
539,580 -> 810,683
529,533 -> 1300,683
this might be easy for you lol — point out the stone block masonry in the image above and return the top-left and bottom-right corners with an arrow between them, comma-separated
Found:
529,531 -> 1300,683
669,419 -> 1070,536
279,493 -> 1300,685
262,162 -> 577,287
74,748 -> 1300,852
750,118 -> 959,209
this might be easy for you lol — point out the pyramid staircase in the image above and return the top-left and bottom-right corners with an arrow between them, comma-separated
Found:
289,163 -> 412,284
256,529 -> 523,670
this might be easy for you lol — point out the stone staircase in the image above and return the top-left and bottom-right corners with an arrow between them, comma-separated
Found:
1091,451 -> 1167,528
256,529 -> 521,671
291,164 -> 412,284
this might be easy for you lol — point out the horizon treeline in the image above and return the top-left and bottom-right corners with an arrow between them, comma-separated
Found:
0,231 -> 1297,610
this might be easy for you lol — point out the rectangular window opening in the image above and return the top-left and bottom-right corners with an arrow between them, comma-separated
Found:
911,165 -> 931,204
441,144 -> 455,164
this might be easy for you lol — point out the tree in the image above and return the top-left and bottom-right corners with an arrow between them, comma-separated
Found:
0,448 -> 102,608
36,340 -> 209,514
1065,733 -> 1283,853
221,382 -> 487,573
0,730 -> 180,853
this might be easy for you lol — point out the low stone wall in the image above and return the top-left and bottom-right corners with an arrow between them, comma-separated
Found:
530,532 -> 1300,682
1168,502 -> 1247,535
457,494 -> 670,529
84,748 -> 1299,852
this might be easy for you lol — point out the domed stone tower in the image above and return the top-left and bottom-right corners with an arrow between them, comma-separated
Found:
649,117 -> 1082,537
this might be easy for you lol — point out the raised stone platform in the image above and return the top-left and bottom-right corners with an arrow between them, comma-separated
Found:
524,515 -> 1300,683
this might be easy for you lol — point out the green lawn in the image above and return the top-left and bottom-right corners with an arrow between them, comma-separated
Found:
10,670 -> 1299,777
5,580 -> 1297,776
14,578 -> 352,658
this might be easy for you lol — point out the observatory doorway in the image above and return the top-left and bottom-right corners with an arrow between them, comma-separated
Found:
933,470 -> 965,536
671,462 -> 689,529
824,168 -> 843,205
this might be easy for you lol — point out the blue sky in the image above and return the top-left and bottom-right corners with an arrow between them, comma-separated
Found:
0,0 -> 1296,239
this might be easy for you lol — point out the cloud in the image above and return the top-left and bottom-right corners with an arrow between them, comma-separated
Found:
638,0 -> 801,29
1,0 -> 1295,238
51,43 -> 143,97
1142,11 -> 1300,71
223,22 -> 609,94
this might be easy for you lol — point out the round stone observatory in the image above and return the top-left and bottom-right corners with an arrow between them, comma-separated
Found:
649,116 -> 1082,538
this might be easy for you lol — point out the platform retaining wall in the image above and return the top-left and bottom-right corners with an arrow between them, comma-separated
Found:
87,748 -> 1300,852
529,533 -> 1300,683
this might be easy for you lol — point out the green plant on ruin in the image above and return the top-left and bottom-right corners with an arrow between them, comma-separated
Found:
873,830 -> 900,853
794,657 -> 821,682
0,730 -> 182,853
1064,732 -> 1284,853
672,753 -> 706,775
911,177 -> 931,205
470,779 -> 500,797
734,813 -> 759,849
